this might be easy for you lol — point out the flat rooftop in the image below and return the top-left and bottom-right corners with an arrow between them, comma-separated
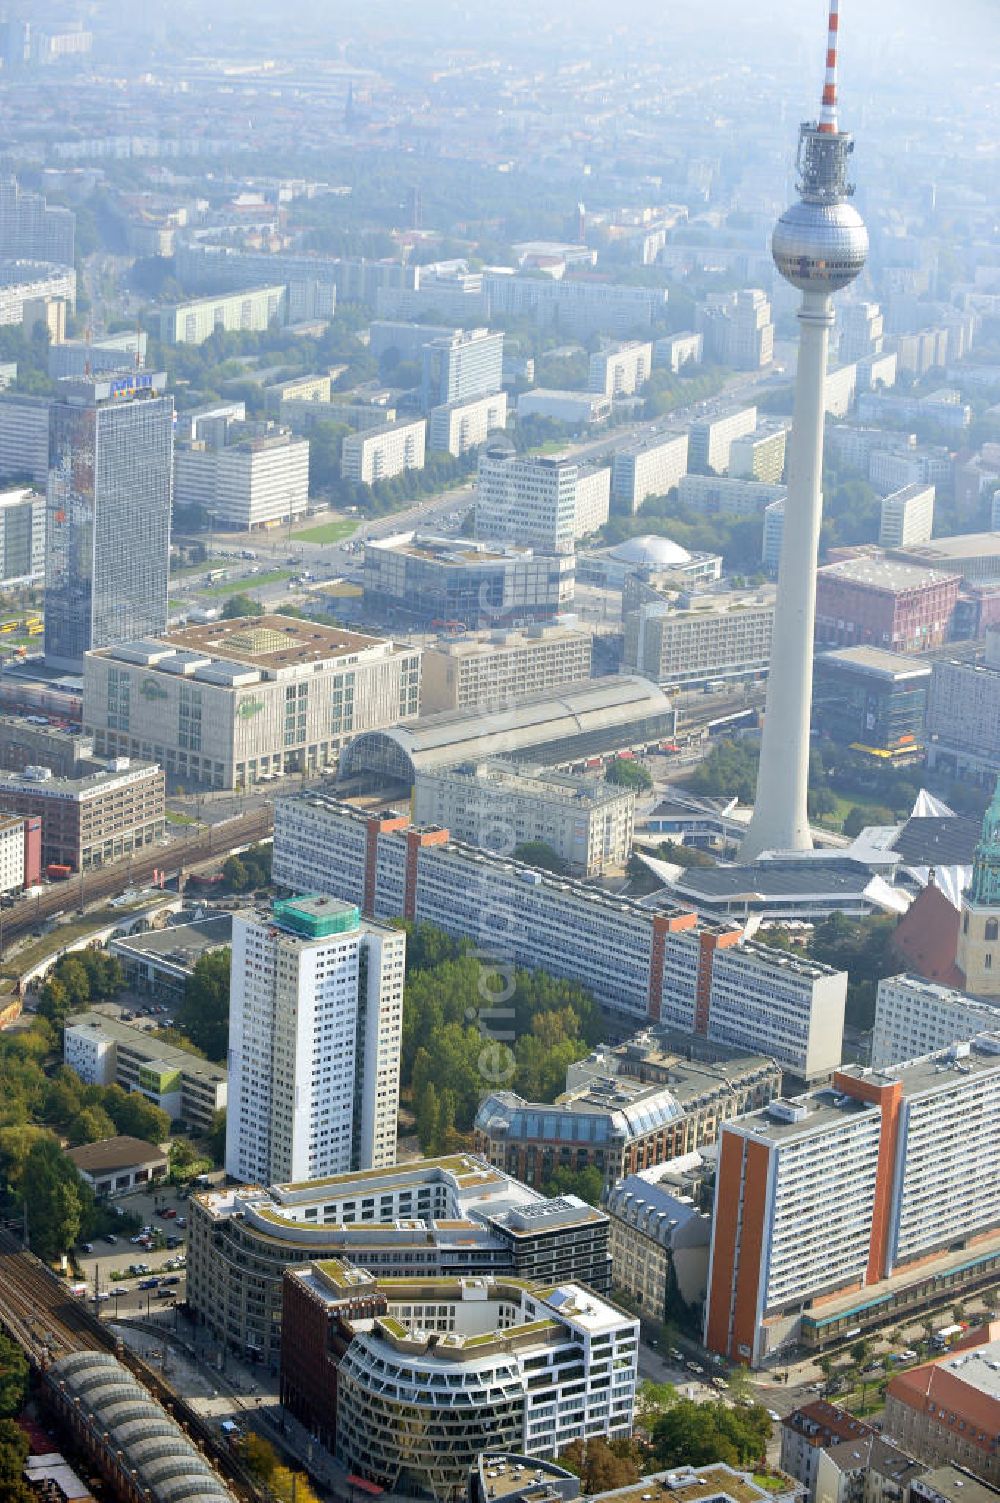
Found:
161,615 -> 387,669
819,558 -> 959,591
593,1466 -> 777,1503
668,857 -> 878,902
892,531 -> 1000,564
0,759 -> 159,799
817,645 -> 934,681
67,1007 -> 227,1085
111,913 -> 233,967
368,532 -> 535,566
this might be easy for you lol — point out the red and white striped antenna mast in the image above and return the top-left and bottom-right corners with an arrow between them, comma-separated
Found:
818,0 -> 840,134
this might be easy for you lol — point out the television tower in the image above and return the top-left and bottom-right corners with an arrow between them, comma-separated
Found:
740,0 -> 868,861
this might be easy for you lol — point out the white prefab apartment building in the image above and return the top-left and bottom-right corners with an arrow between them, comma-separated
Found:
729,427 -> 787,485
174,427 -> 310,530
476,448 -> 608,551
878,483 -> 935,549
225,896 -> 405,1186
624,593 -> 775,687
158,286 -> 287,344
83,614 -> 421,790
688,406 -> 758,473
413,760 -> 635,877
419,625 -> 592,713
871,974 -> 1000,1068
705,1036 -> 1000,1365
341,419 -> 426,485
429,391 -> 508,456
272,793 -> 847,1076
611,433 -> 688,514
588,340 -> 653,398
677,474 -> 787,517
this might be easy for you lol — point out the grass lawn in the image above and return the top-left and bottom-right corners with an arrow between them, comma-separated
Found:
165,810 -> 201,827
293,519 -> 357,544
814,789 -> 902,833
203,569 -> 293,598
323,581 -> 363,598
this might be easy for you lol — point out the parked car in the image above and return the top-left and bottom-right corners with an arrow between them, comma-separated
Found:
137,1277 -> 160,1290
161,1275 -> 180,1286
104,1234 -> 117,1245
161,1208 -> 177,1220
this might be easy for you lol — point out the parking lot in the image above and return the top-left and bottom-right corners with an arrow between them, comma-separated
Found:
71,1184 -> 190,1319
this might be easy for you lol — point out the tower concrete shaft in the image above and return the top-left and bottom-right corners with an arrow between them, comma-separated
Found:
740,290 -> 832,860
739,0 -> 866,861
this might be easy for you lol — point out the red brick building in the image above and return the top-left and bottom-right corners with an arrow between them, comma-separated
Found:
815,558 -> 960,653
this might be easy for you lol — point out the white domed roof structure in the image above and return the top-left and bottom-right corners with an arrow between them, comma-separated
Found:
610,534 -> 691,569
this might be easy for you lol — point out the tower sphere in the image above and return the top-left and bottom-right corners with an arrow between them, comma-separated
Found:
772,198 -> 868,294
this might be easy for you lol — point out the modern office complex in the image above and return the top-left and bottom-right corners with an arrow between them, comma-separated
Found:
0,486 -> 44,586
611,433 -> 689,514
225,896 -> 405,1185
419,625 -> 592,713
687,405 -> 757,473
704,1036 -> 1000,1365
280,1261 -> 638,1496
158,286 -> 287,344
429,391 -> 508,456
476,1045 -> 780,1188
728,427 -> 787,484
677,474 -> 787,516
413,760 -> 634,876
173,422 -> 309,530
925,631 -> 1000,785
871,975 -> 1000,1069
0,759 -> 163,871
83,615 -> 421,790
45,373 -> 174,673
812,646 -> 931,759
879,483 -> 936,548
588,340 -> 652,398
814,558 -> 961,654
0,175 -> 75,264
739,4 -> 869,861
363,532 -> 574,628
64,1010 -> 227,1131
340,418 -> 426,484
272,794 -> 846,1076
623,592 -> 775,688
420,327 -> 504,410
337,676 -> 676,786
186,1155 -> 612,1365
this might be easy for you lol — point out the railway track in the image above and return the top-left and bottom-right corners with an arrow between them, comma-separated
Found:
0,805 -> 273,960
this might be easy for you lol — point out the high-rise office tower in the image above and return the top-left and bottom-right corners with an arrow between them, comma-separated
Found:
44,374 -> 173,672
0,175 -> 75,265
740,0 -> 868,860
420,328 -> 504,411
225,896 -> 405,1186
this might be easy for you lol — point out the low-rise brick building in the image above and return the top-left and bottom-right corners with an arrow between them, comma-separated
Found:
0,758 -> 163,871
815,557 -> 961,653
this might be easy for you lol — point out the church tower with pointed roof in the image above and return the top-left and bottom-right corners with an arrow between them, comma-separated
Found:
956,778 -> 1000,995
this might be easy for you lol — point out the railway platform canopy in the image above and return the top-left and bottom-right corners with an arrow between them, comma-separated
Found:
338,674 -> 677,787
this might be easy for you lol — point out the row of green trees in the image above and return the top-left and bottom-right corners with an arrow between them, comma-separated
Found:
0,1329 -> 31,1503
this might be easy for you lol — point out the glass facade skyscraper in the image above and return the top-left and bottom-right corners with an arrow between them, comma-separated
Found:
45,373 -> 173,672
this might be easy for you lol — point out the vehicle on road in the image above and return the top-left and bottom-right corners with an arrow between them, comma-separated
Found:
138,1277 -> 160,1289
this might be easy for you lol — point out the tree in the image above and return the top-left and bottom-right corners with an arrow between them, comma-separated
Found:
541,1165 -> 605,1207
0,1334 -> 27,1418
20,1137 -> 92,1261
178,950 -> 231,1062
238,1434 -> 278,1484
37,976 -> 72,1027
637,1380 -> 680,1424
651,1399 -> 771,1469
68,1105 -> 116,1146
0,1417 -> 32,1503
513,841 -> 568,875
849,1338 -> 871,1368
221,594 -> 263,620
605,758 -> 653,791
104,1088 -> 170,1144
558,1437 -> 641,1493
207,1109 -> 227,1166
221,856 -> 248,891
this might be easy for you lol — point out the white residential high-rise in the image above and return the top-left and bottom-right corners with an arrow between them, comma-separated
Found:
878,482 -> 935,548
225,896 -> 405,1186
740,0 -> 868,860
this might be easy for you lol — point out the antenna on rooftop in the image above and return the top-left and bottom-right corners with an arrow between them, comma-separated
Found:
818,0 -> 840,134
